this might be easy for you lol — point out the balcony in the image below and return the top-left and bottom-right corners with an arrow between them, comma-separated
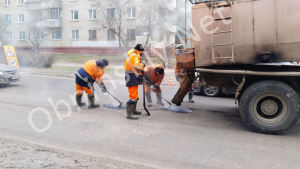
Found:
25,0 -> 62,11
36,19 -> 62,28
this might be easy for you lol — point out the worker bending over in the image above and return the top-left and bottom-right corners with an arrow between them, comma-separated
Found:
144,64 -> 165,107
75,59 -> 109,109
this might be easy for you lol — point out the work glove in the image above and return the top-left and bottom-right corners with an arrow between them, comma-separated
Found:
99,84 -> 107,93
151,85 -> 157,92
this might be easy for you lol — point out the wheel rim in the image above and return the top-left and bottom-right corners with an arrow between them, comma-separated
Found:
254,94 -> 287,124
204,86 -> 219,96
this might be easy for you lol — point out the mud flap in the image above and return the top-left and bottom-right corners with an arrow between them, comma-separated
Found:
172,72 -> 195,106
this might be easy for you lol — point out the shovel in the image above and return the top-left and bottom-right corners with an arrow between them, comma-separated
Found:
103,90 -> 125,110
153,91 -> 172,106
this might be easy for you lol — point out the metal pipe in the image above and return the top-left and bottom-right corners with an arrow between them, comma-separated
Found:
196,68 -> 300,76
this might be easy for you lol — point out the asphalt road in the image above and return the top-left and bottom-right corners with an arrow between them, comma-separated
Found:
1,73 -> 300,169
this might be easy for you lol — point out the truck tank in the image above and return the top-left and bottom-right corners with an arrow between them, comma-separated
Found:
191,0 -> 300,67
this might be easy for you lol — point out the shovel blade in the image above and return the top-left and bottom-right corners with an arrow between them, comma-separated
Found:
103,103 -> 126,110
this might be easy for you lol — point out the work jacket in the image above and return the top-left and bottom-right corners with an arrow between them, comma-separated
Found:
76,60 -> 104,87
175,64 -> 184,75
144,64 -> 165,87
124,49 -> 144,87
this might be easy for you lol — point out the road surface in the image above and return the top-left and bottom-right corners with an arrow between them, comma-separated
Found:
0,73 -> 300,168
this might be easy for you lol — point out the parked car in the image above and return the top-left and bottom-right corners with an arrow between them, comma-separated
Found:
0,63 -> 20,86
194,80 -> 235,97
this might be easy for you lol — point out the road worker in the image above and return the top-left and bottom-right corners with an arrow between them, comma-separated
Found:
175,64 -> 194,103
75,59 -> 109,109
144,64 -> 165,107
125,44 -> 145,120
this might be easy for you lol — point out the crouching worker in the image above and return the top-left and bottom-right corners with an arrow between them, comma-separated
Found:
125,44 -> 145,120
75,59 -> 109,109
144,64 -> 165,107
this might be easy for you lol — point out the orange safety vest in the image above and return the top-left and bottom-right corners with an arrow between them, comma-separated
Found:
124,49 -> 144,76
144,64 -> 165,86
82,60 -> 104,84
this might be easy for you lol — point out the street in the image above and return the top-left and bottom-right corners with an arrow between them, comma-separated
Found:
1,73 -> 300,169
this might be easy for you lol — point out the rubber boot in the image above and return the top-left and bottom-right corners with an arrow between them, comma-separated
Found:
146,93 -> 152,107
88,95 -> 100,109
76,94 -> 86,107
133,101 -> 141,115
156,92 -> 165,106
126,103 -> 138,120
188,93 -> 195,103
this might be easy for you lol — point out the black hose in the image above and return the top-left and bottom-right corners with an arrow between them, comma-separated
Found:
142,71 -> 150,116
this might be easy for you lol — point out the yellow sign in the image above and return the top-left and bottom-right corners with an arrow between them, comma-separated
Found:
3,45 -> 19,68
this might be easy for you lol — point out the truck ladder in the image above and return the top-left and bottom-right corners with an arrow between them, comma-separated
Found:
211,0 -> 234,64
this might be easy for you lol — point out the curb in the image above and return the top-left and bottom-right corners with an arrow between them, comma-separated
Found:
20,72 -> 75,78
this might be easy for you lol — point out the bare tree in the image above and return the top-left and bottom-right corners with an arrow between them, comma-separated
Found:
0,2 -> 9,46
92,0 -> 133,52
137,0 -> 163,48
27,11 -> 47,53
0,16 -> 9,46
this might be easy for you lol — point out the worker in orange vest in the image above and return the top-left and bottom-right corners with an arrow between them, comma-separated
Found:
75,59 -> 109,108
175,64 -> 194,103
144,64 -> 165,107
124,44 -> 145,120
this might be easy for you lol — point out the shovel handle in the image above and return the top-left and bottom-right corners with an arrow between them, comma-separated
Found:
106,91 -> 122,105
154,91 -> 172,106
143,71 -> 151,116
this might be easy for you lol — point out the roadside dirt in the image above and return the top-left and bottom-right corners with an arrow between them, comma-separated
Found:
0,137 -> 155,169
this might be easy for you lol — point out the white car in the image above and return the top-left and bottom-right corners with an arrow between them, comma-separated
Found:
0,63 -> 20,86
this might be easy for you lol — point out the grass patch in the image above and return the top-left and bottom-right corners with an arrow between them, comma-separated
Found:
145,56 -> 176,68
51,66 -> 81,72
54,53 -> 176,69
54,54 -> 125,65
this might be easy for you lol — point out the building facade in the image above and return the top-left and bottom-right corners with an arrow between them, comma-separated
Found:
1,0 -> 177,54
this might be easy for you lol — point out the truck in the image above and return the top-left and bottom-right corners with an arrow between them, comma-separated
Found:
172,0 -> 300,134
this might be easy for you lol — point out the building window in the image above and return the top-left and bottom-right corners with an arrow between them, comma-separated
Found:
6,32 -> 12,40
44,9 -> 60,20
18,14 -> 24,23
52,30 -> 62,40
127,29 -> 135,40
4,0 -> 10,6
88,10 -> 96,20
17,0 -> 24,5
127,7 -> 136,18
5,15 -> 11,23
107,29 -> 115,40
107,8 -> 115,19
71,30 -> 79,40
19,31 -> 25,40
89,30 -> 97,40
70,11 -> 78,21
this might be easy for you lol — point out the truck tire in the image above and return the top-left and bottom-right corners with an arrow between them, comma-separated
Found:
239,80 -> 300,135
202,86 -> 220,97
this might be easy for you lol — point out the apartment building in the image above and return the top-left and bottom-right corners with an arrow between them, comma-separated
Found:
1,0 -> 176,53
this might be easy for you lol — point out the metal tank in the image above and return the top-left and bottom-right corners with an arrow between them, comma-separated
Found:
191,0 -> 300,67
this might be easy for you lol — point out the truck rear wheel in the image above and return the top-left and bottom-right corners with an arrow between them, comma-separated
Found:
239,80 -> 300,134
